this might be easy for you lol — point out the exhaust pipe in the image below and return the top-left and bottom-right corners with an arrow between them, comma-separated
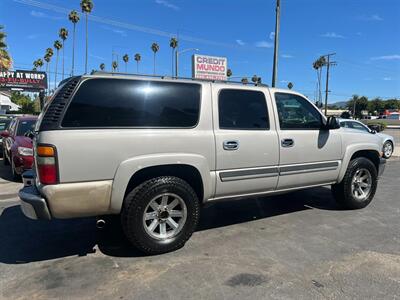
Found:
96,219 -> 106,229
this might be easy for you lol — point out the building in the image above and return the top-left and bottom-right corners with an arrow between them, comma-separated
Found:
0,91 -> 20,114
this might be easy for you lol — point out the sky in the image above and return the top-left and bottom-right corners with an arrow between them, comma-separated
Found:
1,0 -> 400,102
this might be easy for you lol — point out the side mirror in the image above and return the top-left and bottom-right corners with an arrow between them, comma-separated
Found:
323,116 -> 340,130
0,131 -> 9,138
371,130 -> 377,134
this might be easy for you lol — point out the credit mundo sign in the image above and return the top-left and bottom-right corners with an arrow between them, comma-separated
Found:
0,70 -> 47,91
192,54 -> 227,81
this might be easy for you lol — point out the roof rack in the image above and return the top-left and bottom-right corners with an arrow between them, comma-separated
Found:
89,71 -> 269,87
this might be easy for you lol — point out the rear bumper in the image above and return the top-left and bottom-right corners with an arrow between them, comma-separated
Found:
19,185 -> 51,220
378,158 -> 386,178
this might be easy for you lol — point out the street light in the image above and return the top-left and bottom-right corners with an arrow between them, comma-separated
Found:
271,0 -> 281,87
175,48 -> 199,77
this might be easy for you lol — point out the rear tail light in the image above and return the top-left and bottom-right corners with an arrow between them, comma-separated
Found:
36,145 -> 58,185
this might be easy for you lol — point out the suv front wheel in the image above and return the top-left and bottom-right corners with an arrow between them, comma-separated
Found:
331,157 -> 378,209
122,176 -> 200,255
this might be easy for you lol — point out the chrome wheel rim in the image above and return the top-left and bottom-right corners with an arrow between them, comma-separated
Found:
383,142 -> 392,158
351,168 -> 372,201
143,193 -> 187,240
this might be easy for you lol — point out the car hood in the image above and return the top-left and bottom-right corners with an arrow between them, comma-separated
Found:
376,132 -> 394,143
14,136 -> 33,148
339,127 -> 383,148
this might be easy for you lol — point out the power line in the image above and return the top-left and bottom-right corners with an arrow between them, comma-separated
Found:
318,53 -> 337,115
13,0 -> 253,50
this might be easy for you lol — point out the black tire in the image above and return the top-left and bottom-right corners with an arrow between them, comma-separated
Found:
331,157 -> 378,209
122,176 -> 200,255
11,157 -> 21,181
3,148 -> 9,165
382,141 -> 393,159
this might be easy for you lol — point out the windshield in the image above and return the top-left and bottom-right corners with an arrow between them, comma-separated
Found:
0,119 -> 11,131
16,119 -> 36,136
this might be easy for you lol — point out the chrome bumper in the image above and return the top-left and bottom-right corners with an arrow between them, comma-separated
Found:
378,158 -> 386,178
18,171 -> 51,220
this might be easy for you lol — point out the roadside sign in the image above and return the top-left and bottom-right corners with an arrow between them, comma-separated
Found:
0,70 -> 47,91
192,54 -> 227,81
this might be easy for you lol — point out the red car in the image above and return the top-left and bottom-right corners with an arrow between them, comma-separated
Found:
1,116 -> 37,179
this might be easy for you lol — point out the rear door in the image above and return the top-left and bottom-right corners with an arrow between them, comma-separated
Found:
213,85 -> 279,198
272,92 -> 342,189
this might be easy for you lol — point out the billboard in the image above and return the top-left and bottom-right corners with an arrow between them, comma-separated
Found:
192,54 -> 227,81
0,70 -> 47,91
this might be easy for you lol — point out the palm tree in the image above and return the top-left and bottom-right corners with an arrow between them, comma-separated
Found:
169,37 -> 178,76
112,61 -> 118,72
53,40 -> 62,89
134,53 -> 141,73
227,69 -> 232,81
241,77 -> 248,85
37,58 -> 44,70
122,54 -> 129,72
44,54 -> 51,74
0,25 -> 12,71
312,56 -> 326,105
44,54 -> 51,93
45,48 -> 54,76
80,0 -> 94,74
0,25 -> 6,49
251,75 -> 260,84
33,60 -> 39,71
59,28 -> 68,79
151,42 -> 159,75
99,63 -> 105,71
68,10 -> 80,76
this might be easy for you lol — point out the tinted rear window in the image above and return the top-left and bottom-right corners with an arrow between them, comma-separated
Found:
17,120 -> 36,136
218,89 -> 269,130
62,79 -> 201,128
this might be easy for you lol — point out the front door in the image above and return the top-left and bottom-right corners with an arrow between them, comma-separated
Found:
213,85 -> 279,198
272,92 -> 342,189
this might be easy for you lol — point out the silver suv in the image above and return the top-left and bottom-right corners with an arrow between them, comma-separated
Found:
19,73 -> 386,254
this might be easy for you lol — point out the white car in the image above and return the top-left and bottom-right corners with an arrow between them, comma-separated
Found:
339,118 -> 395,158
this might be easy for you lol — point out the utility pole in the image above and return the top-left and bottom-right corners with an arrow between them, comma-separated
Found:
175,50 -> 179,77
322,53 -> 337,116
271,0 -> 281,87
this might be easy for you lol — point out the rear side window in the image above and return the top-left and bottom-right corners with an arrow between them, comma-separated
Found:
62,79 -> 201,128
218,89 -> 269,130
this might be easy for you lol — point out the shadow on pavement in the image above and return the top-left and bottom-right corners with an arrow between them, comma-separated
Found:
0,186 -> 340,263
0,158 -> 20,183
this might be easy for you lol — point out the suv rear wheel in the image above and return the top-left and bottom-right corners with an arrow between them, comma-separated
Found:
331,157 -> 378,209
122,176 -> 200,255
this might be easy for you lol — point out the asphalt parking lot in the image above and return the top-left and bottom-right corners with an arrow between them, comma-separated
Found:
0,157 -> 399,299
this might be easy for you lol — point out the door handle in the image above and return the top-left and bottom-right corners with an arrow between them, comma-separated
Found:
281,138 -> 294,148
223,140 -> 239,150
